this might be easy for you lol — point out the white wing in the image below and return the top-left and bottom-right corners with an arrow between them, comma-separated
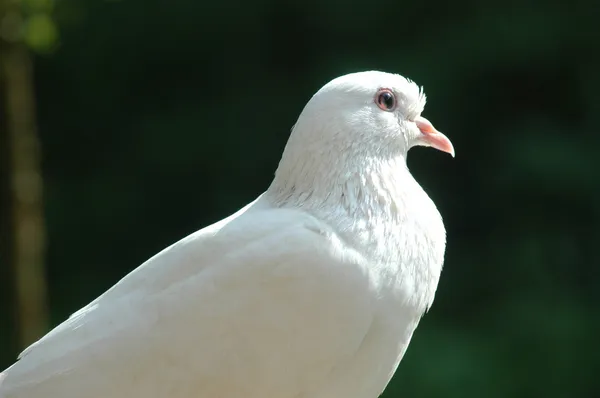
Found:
1,201 -> 376,398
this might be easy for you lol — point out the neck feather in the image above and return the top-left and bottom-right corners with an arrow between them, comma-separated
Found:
266,148 -> 422,224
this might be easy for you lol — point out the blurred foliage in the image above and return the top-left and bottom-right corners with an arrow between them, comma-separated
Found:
1,0 -> 58,52
1,0 -> 599,397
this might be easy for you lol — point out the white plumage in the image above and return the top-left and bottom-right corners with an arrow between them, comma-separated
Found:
0,71 -> 454,398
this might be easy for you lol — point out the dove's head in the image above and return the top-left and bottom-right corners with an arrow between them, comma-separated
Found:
293,71 -> 454,159
272,71 -> 454,198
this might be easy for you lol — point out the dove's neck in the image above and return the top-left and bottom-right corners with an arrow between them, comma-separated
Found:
266,147 -> 444,252
268,149 -> 408,208
266,133 -> 428,213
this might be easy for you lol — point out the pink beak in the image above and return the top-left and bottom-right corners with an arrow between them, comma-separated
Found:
414,116 -> 455,157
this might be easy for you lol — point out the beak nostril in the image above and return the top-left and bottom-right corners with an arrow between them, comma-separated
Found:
414,116 -> 436,135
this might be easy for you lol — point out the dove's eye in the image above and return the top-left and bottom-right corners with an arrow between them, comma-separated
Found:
375,89 -> 396,112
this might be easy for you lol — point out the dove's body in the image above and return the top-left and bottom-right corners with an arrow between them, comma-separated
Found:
0,71 -> 451,398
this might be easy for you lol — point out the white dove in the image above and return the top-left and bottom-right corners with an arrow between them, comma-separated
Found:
0,71 -> 454,398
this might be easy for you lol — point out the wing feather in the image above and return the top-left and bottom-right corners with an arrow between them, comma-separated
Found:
2,205 -> 375,398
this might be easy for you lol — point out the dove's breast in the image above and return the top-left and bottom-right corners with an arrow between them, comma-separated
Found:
302,183 -> 445,398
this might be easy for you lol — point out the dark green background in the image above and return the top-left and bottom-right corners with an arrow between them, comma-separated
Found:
1,0 -> 599,397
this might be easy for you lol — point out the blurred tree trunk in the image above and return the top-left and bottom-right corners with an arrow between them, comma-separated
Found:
0,43 -> 17,364
0,5 -> 49,349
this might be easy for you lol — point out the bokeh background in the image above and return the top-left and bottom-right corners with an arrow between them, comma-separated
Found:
1,0 -> 599,397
